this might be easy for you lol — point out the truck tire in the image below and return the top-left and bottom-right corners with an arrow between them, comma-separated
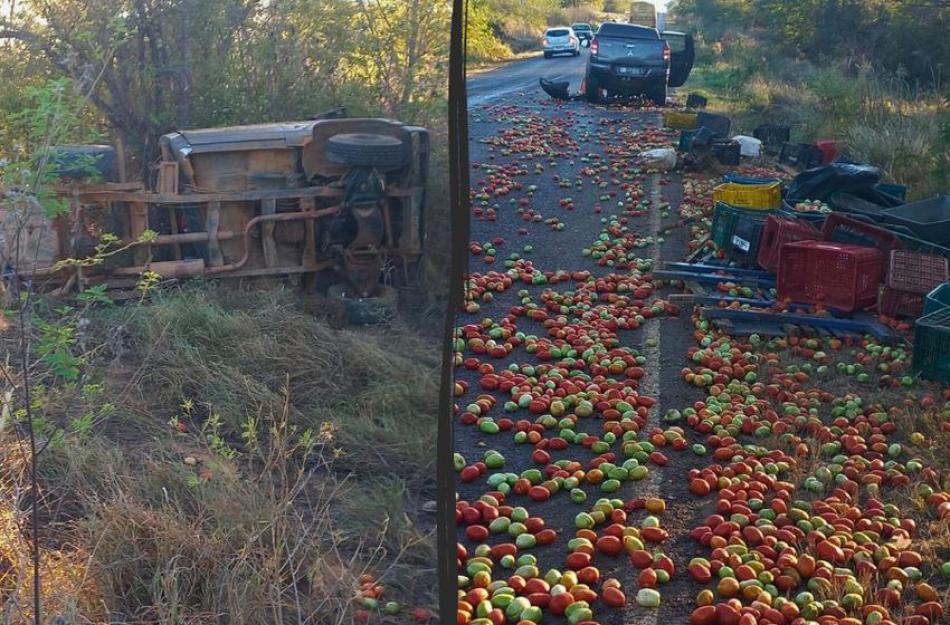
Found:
646,84 -> 667,107
326,133 -> 409,170
585,74 -> 603,104
543,51 -> 551,59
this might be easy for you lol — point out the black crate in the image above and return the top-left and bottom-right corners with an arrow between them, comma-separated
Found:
713,140 -> 741,165
727,210 -> 772,266
753,124 -> 790,154
712,202 -> 774,267
686,93 -> 708,109
779,142 -> 823,170
696,112 -> 731,138
882,196 -> 950,246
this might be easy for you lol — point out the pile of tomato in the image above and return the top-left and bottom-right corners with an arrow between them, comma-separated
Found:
451,103 -> 949,625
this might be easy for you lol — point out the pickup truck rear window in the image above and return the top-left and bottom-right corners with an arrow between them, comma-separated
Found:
546,29 -> 570,37
572,24 -> 592,31
596,23 -> 659,39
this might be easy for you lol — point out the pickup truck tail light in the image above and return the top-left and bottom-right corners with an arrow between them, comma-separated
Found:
663,43 -> 671,61
590,38 -> 599,55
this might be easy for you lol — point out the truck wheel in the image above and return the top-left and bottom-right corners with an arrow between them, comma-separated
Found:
585,75 -> 602,104
647,84 -> 667,107
543,51 -> 551,59
326,133 -> 409,170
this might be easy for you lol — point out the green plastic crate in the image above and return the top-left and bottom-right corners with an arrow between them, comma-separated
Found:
912,307 -> 950,383
710,202 -> 741,248
710,202 -> 776,264
924,283 -> 950,315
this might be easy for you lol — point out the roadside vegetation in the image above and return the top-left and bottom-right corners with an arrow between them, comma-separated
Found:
0,1 -> 447,622
467,1 -> 615,62
674,0 -> 949,199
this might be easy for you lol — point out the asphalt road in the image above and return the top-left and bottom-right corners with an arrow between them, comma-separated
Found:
467,51 -> 588,107
456,57 -> 713,625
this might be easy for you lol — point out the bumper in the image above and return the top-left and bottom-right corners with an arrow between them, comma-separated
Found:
544,45 -> 579,54
587,63 -> 667,92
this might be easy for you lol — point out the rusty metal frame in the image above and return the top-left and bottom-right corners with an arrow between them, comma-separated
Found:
29,180 -> 424,284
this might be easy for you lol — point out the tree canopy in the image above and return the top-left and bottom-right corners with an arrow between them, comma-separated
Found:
0,0 -> 449,177
671,0 -> 948,89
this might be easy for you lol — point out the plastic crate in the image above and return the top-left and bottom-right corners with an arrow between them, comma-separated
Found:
777,241 -> 884,312
753,124 -> 790,150
829,192 -> 892,220
686,93 -> 708,108
713,182 -> 782,210
710,202 -> 775,265
821,213 -> 902,258
713,141 -> 741,166
912,307 -> 950,383
875,183 -> 907,202
724,174 -> 782,185
887,249 -> 949,293
663,110 -> 699,130
679,129 -> 697,151
924,283 -> 950,315
781,199 -> 830,226
880,251 -> 949,318
710,202 -> 742,248
881,196 -> 950,246
757,215 -> 821,273
815,139 -> 838,164
779,142 -> 824,170
879,287 -> 924,318
696,112 -> 731,138
893,231 -> 950,261
727,210 -> 772,266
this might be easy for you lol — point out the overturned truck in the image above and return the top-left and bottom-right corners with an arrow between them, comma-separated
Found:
15,111 -> 429,307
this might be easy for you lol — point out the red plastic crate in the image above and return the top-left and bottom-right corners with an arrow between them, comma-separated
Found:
777,241 -> 884,312
886,249 -> 949,293
757,215 -> 821,273
815,139 -> 838,164
879,286 -> 925,318
878,250 -> 948,317
821,213 -> 902,262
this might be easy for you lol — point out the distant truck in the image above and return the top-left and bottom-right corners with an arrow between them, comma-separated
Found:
660,12 -> 681,32
7,110 -> 430,310
630,1 -> 657,28
586,22 -> 694,104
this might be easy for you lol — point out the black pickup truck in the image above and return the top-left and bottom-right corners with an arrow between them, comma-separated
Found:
585,22 -> 694,105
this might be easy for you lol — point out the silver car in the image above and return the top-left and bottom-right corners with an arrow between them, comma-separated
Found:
542,27 -> 580,58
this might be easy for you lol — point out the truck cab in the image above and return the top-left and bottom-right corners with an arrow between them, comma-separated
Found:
585,22 -> 694,104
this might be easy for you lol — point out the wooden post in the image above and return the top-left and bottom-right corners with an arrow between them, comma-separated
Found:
301,197 -> 317,270
261,198 -> 278,268
130,201 -> 149,266
205,200 -> 223,266
115,136 -> 127,183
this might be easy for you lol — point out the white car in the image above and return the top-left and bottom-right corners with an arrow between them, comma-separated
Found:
542,27 -> 580,58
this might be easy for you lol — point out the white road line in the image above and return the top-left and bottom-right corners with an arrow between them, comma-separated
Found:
639,173 -> 664,498
624,173 -> 665,623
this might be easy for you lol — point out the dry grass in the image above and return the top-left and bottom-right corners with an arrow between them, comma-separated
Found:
0,283 -> 441,623
688,37 -> 949,199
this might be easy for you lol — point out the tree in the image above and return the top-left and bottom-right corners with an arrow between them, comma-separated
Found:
0,0 -> 450,179
0,0 -> 260,178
